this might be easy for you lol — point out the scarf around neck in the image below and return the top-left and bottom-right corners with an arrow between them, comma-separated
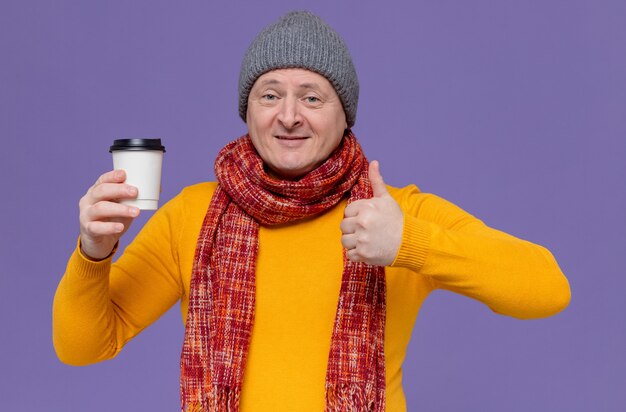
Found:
180,132 -> 386,411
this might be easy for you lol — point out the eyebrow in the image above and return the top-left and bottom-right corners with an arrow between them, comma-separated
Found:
256,79 -> 323,91
297,82 -> 322,91
257,79 -> 281,86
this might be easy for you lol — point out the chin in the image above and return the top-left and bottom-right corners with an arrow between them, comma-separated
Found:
270,163 -> 314,180
270,157 -> 315,178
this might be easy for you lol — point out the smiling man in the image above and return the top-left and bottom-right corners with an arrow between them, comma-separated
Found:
246,69 -> 348,180
53,11 -> 571,412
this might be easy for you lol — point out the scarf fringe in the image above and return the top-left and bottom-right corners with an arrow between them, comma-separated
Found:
325,384 -> 375,412
183,385 -> 241,412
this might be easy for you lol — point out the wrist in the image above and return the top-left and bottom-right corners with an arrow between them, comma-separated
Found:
79,237 -> 117,262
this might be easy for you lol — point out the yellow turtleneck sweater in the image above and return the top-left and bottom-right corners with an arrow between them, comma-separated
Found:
53,182 -> 570,411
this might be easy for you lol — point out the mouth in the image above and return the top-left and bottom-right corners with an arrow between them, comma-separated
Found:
275,135 -> 309,140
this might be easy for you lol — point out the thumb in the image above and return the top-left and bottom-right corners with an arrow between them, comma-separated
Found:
369,160 -> 389,198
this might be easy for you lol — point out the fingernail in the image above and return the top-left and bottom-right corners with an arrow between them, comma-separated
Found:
130,207 -> 140,217
128,187 -> 137,195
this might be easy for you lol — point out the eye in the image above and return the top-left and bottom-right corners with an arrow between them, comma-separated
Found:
262,94 -> 277,101
305,96 -> 320,104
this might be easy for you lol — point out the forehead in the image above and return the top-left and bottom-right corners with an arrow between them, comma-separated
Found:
252,68 -> 335,91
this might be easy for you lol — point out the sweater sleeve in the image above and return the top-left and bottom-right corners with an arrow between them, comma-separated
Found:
389,185 -> 571,320
53,190 -> 187,366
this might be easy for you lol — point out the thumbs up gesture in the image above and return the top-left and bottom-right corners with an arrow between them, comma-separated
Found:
341,161 -> 404,266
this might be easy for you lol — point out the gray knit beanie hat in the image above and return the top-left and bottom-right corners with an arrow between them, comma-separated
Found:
238,11 -> 359,128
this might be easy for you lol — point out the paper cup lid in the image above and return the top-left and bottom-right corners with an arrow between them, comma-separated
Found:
109,139 -> 166,152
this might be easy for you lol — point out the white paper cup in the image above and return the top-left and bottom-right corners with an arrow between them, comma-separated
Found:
110,139 -> 166,210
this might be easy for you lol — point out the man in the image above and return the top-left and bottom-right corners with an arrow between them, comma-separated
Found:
53,11 -> 570,411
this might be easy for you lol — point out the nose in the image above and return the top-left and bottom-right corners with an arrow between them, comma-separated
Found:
277,97 -> 303,129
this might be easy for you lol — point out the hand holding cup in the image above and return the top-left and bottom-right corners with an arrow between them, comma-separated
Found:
79,170 -> 141,260
78,138 -> 165,260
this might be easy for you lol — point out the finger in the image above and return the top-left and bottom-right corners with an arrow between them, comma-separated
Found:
346,248 -> 362,263
369,160 -> 389,198
89,183 -> 138,203
340,217 -> 357,234
95,169 -> 127,186
341,233 -> 357,250
85,201 -> 140,222
344,199 -> 369,218
83,220 -> 126,236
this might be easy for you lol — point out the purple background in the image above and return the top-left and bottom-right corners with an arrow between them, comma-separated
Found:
1,1 -> 624,410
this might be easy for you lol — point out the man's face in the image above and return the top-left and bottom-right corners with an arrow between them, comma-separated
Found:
246,68 -> 348,180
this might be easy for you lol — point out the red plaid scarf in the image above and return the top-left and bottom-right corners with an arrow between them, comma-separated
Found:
180,133 -> 386,411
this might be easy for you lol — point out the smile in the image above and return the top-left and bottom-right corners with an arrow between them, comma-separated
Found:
275,135 -> 309,140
